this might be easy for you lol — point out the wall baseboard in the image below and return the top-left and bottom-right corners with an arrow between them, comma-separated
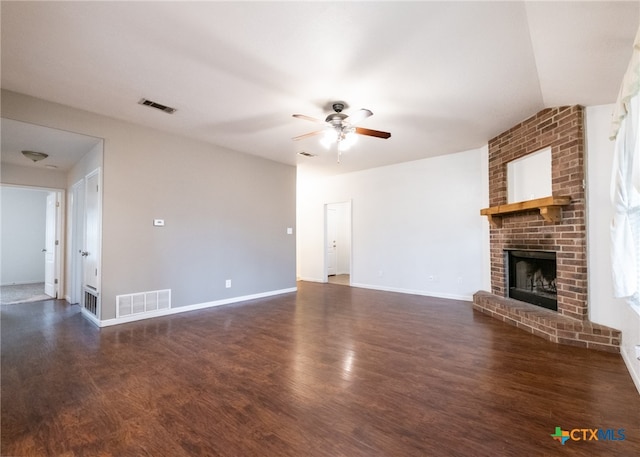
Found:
620,346 -> 640,396
350,282 -> 472,302
81,307 -> 101,327
297,276 -> 326,283
1,280 -> 45,287
296,278 -> 472,301
93,287 -> 297,328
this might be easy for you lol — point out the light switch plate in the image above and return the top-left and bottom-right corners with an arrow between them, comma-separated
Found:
153,219 -> 165,227
287,227 -> 293,235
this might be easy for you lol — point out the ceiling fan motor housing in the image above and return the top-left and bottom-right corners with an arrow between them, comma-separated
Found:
326,112 -> 348,126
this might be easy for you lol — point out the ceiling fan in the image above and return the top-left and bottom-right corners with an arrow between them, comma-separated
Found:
292,102 -> 391,161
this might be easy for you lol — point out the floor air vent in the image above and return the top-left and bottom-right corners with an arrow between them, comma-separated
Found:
117,289 -> 171,318
84,288 -> 98,316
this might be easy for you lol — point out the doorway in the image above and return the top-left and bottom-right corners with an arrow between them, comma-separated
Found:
0,185 -> 63,305
0,118 -> 104,316
325,201 -> 352,285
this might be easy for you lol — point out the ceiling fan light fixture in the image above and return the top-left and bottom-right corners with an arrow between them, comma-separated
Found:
338,132 -> 358,151
320,129 -> 339,149
22,150 -> 49,162
335,131 -> 357,164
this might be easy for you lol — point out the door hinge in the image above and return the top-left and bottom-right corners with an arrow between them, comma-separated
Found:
95,268 -> 98,276
96,185 -> 99,192
56,201 -> 60,207
55,240 -> 59,246
54,279 -> 58,284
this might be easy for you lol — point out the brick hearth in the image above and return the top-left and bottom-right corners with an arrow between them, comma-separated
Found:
473,106 -> 621,352
473,292 -> 620,353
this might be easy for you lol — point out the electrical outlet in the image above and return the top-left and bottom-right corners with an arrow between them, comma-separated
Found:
225,279 -> 231,288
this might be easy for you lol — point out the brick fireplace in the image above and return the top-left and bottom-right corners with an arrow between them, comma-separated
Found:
473,106 -> 621,352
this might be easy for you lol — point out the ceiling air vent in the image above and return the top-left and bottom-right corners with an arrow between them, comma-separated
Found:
138,98 -> 177,114
297,151 -> 317,158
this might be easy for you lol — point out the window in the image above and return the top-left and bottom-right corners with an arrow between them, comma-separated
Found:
611,93 -> 640,313
630,207 -> 640,312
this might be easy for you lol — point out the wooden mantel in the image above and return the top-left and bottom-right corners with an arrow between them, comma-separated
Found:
480,196 -> 571,228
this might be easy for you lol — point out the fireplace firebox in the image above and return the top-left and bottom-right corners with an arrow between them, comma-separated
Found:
506,250 -> 557,311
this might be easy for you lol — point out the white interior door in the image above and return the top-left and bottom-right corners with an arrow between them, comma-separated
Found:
44,192 -> 57,297
325,201 -> 352,282
69,180 -> 85,304
84,170 -> 100,291
326,207 -> 337,277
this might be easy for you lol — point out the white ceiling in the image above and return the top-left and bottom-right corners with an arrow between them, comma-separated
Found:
1,1 -> 638,175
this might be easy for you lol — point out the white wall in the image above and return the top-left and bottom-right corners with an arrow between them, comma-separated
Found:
67,142 -> 103,189
1,162 -> 67,189
0,186 -> 48,285
585,104 -> 640,393
297,146 -> 490,300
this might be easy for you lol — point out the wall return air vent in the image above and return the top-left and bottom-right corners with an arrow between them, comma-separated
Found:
138,98 -> 177,114
117,289 -> 171,318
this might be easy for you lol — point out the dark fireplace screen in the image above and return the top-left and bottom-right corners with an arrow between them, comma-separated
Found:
506,250 -> 557,311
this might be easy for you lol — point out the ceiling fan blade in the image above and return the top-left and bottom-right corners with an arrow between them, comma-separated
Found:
346,109 -> 373,126
292,130 -> 325,141
293,114 -> 324,124
355,127 -> 391,139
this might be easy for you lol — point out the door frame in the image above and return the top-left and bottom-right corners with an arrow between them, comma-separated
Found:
83,167 -> 102,313
44,191 -> 58,297
0,184 -> 65,298
80,167 -> 102,321
326,206 -> 338,278
68,167 -> 102,320
323,200 -> 353,283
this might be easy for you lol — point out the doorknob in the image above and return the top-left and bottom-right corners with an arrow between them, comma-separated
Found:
42,248 -> 47,252
80,250 -> 89,257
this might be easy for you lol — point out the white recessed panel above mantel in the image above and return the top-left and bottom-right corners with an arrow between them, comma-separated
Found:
507,147 -> 552,203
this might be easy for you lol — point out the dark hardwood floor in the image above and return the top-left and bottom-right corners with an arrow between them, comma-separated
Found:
2,281 -> 639,456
